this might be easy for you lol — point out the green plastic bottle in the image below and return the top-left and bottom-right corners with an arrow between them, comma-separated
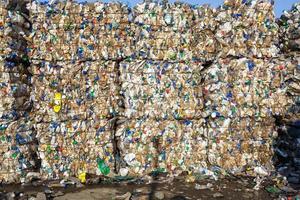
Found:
97,158 -> 110,175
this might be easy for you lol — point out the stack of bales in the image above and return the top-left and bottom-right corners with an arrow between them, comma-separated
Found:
28,0 -> 129,180
202,58 -> 283,175
202,0 -> 286,176
278,3 -> 300,121
0,0 -> 37,183
116,2 -> 208,176
0,0 -> 298,182
272,3 -> 300,184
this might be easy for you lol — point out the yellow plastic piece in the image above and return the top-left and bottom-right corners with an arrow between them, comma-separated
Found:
78,172 -> 86,183
257,13 -> 263,24
53,92 -> 62,113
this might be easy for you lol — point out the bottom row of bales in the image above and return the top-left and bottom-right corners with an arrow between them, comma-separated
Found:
0,54 -> 298,182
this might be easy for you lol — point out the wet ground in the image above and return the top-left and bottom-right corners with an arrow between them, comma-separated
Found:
1,175 -> 300,200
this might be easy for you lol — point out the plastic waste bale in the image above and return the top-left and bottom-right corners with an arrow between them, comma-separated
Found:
30,60 -> 121,123
269,53 -> 300,120
160,119 -> 208,173
35,119 -> 114,180
215,0 -> 279,58
0,1 -> 36,184
0,60 -> 32,122
191,5 -> 219,62
278,3 -> 300,52
202,57 -> 289,176
131,2 -> 195,61
286,54 -> 300,120
228,58 -> 287,118
0,4 -> 31,59
207,117 -> 276,175
120,60 -> 203,120
116,118 -> 207,176
202,58 -> 291,120
0,117 -> 38,183
28,0 -> 132,61
0,2 -> 9,57
0,2 -> 32,120
30,60 -> 119,180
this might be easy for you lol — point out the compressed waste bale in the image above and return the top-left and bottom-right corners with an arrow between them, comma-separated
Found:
0,60 -> 32,121
0,1 -> 9,57
202,57 -> 290,120
215,0 -> 279,58
28,0 -> 132,61
116,118 -> 207,176
202,57 -> 289,176
35,119 -> 114,180
0,2 -> 31,59
131,2 -> 194,61
278,3 -> 300,52
207,117 -> 276,175
228,58 -> 288,118
120,60 -> 203,120
191,5 -> 219,62
0,117 -> 37,183
30,60 -> 121,122
0,1 -> 32,119
159,119 -> 208,173
269,53 -> 300,121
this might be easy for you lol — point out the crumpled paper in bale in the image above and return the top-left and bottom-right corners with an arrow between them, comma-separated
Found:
35,119 -> 114,180
30,60 -> 121,123
28,0 -> 132,61
278,3 -> 300,52
120,60 -> 203,120
116,118 -> 207,176
215,0 -> 279,58
0,117 -> 37,183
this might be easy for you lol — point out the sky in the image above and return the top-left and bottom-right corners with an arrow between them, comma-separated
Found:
73,0 -> 299,17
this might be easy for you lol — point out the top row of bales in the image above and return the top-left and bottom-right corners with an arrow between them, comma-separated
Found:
27,0 -> 281,62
